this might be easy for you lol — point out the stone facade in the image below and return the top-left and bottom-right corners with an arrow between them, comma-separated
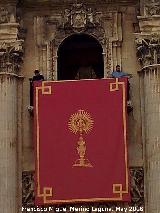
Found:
0,0 -> 160,212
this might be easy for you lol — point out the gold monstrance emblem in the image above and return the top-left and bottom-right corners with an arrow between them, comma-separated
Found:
68,110 -> 94,168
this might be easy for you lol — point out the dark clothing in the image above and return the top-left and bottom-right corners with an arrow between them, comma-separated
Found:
127,79 -> 130,101
30,74 -> 44,106
32,74 -> 44,81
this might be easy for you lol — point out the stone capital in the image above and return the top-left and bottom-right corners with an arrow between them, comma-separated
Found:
0,40 -> 24,75
135,34 -> 160,68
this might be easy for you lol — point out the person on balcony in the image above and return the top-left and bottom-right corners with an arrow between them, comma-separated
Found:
32,69 -> 44,81
112,65 -> 132,78
111,65 -> 133,112
29,70 -> 44,110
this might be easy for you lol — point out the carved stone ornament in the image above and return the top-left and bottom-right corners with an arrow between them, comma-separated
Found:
145,0 -> 160,16
136,35 -> 160,67
22,171 -> 34,207
0,41 -> 24,74
0,7 -> 9,24
53,3 -> 105,50
130,167 -> 144,207
62,3 -> 103,33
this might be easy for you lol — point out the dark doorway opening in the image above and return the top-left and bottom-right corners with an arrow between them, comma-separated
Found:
57,34 -> 104,80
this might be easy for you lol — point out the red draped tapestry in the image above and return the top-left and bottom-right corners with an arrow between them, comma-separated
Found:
34,78 -> 130,205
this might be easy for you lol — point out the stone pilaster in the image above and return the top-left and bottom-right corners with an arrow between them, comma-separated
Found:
136,1 -> 160,212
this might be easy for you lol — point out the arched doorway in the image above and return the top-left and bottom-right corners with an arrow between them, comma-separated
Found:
57,34 -> 104,80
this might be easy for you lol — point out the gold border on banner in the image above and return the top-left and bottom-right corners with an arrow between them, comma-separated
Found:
35,79 -> 129,204
110,78 -> 119,91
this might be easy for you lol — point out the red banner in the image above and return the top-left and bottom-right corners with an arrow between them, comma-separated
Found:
34,78 -> 130,205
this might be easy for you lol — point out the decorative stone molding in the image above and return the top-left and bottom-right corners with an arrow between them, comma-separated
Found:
0,40 -> 24,74
33,4 -> 107,79
144,0 -> 160,16
62,3 -> 103,33
55,3 -> 106,46
135,35 -> 160,67
33,3 -> 124,79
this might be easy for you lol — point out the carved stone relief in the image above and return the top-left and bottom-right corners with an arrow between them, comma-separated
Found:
144,0 -> 160,16
130,167 -> 144,208
0,7 -> 9,24
136,35 -> 160,67
45,4 -> 107,79
105,38 -> 113,75
22,167 -> 144,211
33,3 -> 123,80
0,41 -> 24,74
22,171 -> 34,207
55,3 -> 106,46
62,3 -> 103,33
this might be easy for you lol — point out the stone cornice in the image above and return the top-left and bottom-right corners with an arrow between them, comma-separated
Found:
138,15 -> 160,20
0,23 -> 19,41
137,15 -> 160,34
0,72 -> 24,79
19,0 -> 139,8
0,0 -> 17,5
22,0 -> 138,3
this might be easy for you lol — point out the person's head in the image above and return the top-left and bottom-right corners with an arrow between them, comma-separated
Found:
116,65 -> 121,72
34,69 -> 40,76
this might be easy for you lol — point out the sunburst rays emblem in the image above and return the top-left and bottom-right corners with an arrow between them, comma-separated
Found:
68,109 -> 94,135
68,109 -> 94,168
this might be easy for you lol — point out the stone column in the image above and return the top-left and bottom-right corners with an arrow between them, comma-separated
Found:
0,50 -> 24,213
139,65 -> 160,213
0,1 -> 24,212
0,73 -> 23,213
136,0 -> 160,211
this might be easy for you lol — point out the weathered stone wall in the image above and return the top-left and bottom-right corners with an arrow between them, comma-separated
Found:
121,6 -> 143,167
0,0 -> 146,212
